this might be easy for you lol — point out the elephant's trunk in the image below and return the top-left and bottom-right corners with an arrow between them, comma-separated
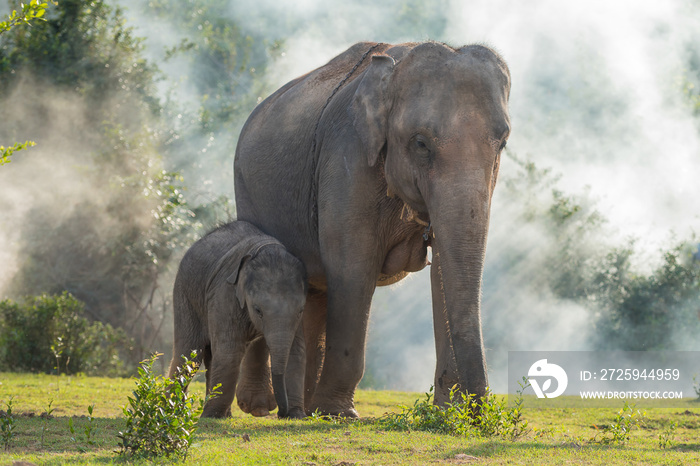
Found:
271,372 -> 289,418
268,331 -> 294,418
428,179 -> 491,402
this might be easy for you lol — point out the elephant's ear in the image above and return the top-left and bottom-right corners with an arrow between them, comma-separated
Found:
226,255 -> 250,309
351,54 -> 395,167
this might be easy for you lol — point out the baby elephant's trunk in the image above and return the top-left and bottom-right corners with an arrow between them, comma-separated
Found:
271,373 -> 289,418
268,325 -> 297,418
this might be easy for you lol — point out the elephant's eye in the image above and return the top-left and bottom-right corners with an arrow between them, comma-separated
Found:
411,135 -> 432,165
413,135 -> 430,151
253,306 -> 263,317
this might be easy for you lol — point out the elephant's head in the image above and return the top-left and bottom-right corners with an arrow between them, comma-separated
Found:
227,245 -> 307,418
352,43 -> 510,398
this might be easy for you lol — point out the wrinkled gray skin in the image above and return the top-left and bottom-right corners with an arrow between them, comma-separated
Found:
234,42 -> 510,417
167,221 -> 307,419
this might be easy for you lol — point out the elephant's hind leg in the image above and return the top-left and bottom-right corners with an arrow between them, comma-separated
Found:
308,261 -> 378,418
303,290 -> 327,412
235,337 -> 276,417
168,293 -> 207,382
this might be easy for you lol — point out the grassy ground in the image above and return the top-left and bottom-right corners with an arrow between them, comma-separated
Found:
1,372 -> 699,465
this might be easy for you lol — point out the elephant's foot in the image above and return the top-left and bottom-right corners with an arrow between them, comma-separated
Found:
236,383 -> 276,417
307,394 -> 359,418
434,369 -> 461,405
280,407 -> 307,419
201,402 -> 232,419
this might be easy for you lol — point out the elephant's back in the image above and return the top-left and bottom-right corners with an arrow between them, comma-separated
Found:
235,42 -> 391,171
244,42 -> 389,126
234,41 -> 415,176
233,42 -> 395,271
174,222 -> 266,305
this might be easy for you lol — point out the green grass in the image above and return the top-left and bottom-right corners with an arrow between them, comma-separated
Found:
1,372 -> 699,464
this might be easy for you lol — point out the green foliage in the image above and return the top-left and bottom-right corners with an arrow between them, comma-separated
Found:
0,396 -> 16,451
137,0 -> 278,213
490,153 -> 700,351
145,0 -> 279,130
85,404 -> 97,446
0,293 -> 134,376
0,0 -> 48,171
117,351 -> 219,460
589,401 -> 645,445
1,0 -> 159,116
378,383 -> 529,440
40,399 -> 54,448
591,241 -> 700,350
500,154 -> 607,302
0,139 -> 34,165
68,404 -> 96,452
0,0 -> 48,35
658,420 -> 677,449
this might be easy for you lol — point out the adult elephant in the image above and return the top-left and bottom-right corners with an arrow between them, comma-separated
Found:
234,41 -> 510,417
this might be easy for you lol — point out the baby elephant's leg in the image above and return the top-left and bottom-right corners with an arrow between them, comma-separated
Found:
236,337 -> 276,416
201,346 -> 244,418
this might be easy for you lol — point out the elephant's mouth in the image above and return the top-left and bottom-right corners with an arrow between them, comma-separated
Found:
400,203 -> 429,226
400,203 -> 432,243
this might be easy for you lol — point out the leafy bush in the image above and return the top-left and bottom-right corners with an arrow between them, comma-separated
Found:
590,241 -> 700,350
379,383 -> 529,440
0,292 -> 133,376
0,396 -> 16,451
658,420 -> 677,449
590,401 -> 645,445
117,352 -> 218,460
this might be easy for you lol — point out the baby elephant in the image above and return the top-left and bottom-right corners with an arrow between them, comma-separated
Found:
168,221 -> 307,418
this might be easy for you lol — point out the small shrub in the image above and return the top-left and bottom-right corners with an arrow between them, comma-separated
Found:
379,386 -> 453,434
378,380 -> 530,440
658,421 -> 677,449
85,404 -> 96,446
590,401 -> 645,445
69,404 -> 97,452
1,396 -> 16,451
116,351 -> 219,460
533,425 -> 557,439
40,399 -> 54,448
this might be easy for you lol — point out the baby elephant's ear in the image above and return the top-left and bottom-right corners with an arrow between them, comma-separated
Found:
226,255 -> 250,309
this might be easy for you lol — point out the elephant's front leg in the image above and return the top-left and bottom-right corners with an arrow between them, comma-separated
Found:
302,290 -> 327,410
430,249 -> 460,405
236,337 -> 277,417
202,344 -> 245,418
308,258 -> 378,417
